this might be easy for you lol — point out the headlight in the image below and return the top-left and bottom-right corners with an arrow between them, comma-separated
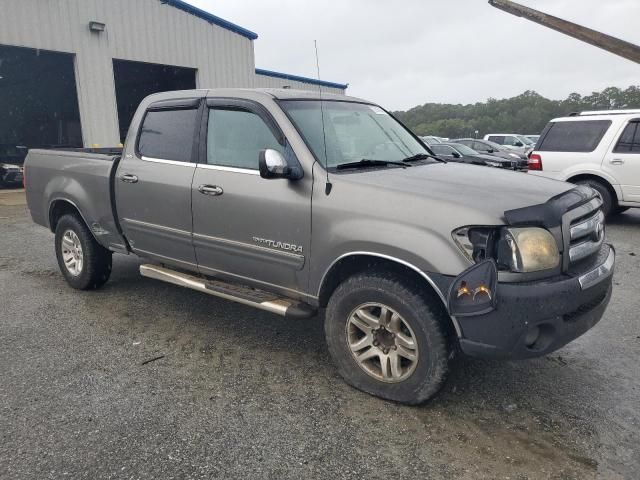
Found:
453,226 -> 560,273
499,227 -> 560,272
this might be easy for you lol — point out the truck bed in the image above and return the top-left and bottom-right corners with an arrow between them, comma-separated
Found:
25,148 -> 128,253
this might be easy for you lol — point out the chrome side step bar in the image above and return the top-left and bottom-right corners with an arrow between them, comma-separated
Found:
139,264 -> 316,319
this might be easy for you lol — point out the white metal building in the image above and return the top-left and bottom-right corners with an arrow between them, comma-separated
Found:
0,0 -> 347,151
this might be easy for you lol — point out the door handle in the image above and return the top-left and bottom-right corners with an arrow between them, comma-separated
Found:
610,158 -> 625,165
120,173 -> 138,183
198,184 -> 224,196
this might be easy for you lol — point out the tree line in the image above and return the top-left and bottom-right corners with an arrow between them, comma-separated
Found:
394,86 -> 640,138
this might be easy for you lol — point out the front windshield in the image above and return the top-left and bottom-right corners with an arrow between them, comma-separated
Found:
447,143 -> 477,155
281,100 -> 430,169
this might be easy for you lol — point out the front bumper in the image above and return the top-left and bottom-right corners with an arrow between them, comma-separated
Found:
455,244 -> 614,359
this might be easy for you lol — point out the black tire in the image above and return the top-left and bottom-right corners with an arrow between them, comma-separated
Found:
325,271 -> 451,405
54,214 -> 112,290
613,206 -> 630,215
575,179 -> 614,217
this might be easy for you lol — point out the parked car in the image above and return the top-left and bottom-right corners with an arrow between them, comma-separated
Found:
484,133 -> 534,155
450,138 -> 529,167
0,144 -> 26,187
0,163 -> 23,187
529,109 -> 640,217
25,88 -> 614,405
431,142 -> 526,170
525,134 -> 540,143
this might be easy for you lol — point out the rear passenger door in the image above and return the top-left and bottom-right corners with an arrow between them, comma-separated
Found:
116,98 -> 202,268
605,119 -> 640,203
190,98 -> 311,296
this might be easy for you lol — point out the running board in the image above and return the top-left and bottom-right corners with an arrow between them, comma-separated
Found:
139,264 -> 316,319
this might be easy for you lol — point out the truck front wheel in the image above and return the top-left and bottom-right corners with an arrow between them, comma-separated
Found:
54,214 -> 112,290
325,272 -> 451,404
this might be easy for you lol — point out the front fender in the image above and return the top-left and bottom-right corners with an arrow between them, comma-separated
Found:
309,217 -> 470,296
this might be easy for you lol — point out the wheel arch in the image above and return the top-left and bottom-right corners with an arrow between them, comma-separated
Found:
317,252 -> 461,337
48,198 -> 91,234
566,173 -> 620,202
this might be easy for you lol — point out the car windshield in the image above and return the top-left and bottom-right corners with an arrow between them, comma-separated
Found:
280,100 -> 432,169
447,143 -> 477,155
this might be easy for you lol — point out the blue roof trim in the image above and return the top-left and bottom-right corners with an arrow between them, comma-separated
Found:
162,0 -> 258,40
255,68 -> 348,90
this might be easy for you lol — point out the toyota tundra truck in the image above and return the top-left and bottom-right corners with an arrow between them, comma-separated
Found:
24,88 -> 615,404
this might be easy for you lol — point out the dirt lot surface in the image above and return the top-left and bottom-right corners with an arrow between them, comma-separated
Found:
1,190 -> 638,479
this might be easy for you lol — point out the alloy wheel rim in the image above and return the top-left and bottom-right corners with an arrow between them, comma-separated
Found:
61,230 -> 83,276
346,303 -> 419,383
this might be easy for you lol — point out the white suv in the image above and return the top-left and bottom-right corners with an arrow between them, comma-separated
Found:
528,109 -> 640,216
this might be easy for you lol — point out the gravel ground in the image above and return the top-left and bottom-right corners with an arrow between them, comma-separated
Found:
1,189 -> 638,479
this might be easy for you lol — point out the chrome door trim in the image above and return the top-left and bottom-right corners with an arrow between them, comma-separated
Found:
319,251 -> 462,337
193,232 -> 305,270
122,218 -> 192,238
196,163 -> 260,175
140,156 -> 196,167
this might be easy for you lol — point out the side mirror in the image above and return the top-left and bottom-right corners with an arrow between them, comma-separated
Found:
487,148 -> 494,153
452,152 -> 462,158
258,149 -> 302,180
514,141 -> 524,147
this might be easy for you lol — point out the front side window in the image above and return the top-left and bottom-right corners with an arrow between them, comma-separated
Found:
537,120 -> 611,153
473,141 -> 491,152
613,121 -> 640,153
137,108 -> 198,162
207,108 -> 283,170
449,144 -> 477,155
281,100 -> 432,169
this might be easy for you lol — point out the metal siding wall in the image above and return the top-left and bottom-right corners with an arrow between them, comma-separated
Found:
0,0 -> 256,146
253,74 -> 346,95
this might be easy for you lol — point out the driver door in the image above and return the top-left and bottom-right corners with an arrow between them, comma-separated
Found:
191,98 -> 312,297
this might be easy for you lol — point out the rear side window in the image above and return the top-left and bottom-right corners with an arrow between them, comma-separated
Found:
488,136 -> 505,145
137,108 -> 199,162
207,108 -> 283,170
613,121 -> 640,153
537,120 -> 611,153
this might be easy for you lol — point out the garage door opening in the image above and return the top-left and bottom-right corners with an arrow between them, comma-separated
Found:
113,59 -> 197,142
0,44 -> 82,164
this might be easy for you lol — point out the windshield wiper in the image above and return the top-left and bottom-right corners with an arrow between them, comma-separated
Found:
336,159 -> 411,170
401,153 -> 447,163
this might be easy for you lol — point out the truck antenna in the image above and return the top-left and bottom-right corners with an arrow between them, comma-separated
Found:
315,40 -> 332,195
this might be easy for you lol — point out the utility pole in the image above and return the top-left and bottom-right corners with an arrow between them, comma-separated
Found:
488,0 -> 640,64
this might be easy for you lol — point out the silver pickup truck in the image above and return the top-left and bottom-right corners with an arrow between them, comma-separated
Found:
25,88 -> 615,404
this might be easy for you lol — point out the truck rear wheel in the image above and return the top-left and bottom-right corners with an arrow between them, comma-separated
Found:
54,214 -> 112,290
325,272 -> 450,404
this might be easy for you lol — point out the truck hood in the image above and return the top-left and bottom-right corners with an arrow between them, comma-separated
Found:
336,162 -> 572,225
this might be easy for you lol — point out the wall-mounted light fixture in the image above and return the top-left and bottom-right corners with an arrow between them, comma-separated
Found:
89,21 -> 106,32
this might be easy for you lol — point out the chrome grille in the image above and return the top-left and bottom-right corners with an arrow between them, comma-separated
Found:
567,203 -> 605,265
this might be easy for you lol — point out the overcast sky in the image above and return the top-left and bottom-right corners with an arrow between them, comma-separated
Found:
187,0 -> 640,110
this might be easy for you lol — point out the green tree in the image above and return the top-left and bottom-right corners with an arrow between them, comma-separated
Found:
394,85 -> 640,138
